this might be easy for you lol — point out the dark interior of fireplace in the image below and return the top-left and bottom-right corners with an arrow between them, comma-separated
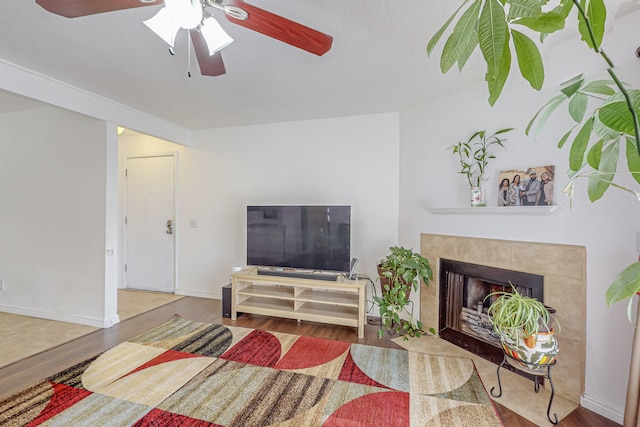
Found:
438,259 -> 544,381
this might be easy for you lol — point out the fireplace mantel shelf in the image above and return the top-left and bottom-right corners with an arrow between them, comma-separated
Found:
426,206 -> 559,215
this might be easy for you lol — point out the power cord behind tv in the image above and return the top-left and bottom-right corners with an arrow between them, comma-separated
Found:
348,258 -> 359,279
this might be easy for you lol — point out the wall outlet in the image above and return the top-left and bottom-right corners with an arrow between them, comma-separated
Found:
0,280 -> 4,291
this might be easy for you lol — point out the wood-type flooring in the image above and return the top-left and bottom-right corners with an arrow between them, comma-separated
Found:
0,296 -> 620,427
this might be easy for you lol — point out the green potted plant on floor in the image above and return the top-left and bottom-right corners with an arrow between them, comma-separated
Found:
373,246 -> 434,340
486,285 -> 560,370
450,127 -> 513,206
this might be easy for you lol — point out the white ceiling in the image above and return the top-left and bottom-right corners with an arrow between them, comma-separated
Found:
0,1 -> 482,129
1,1 -> 637,130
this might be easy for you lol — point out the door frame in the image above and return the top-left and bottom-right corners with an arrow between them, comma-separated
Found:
122,152 -> 179,292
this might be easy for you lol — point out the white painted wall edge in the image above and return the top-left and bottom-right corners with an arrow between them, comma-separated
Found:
0,304 -> 120,328
0,59 -> 191,145
581,392 -> 624,424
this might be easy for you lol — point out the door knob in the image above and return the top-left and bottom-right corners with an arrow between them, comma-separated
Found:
166,220 -> 173,235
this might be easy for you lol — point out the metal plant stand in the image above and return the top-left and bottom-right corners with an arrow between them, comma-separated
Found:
490,353 -> 558,425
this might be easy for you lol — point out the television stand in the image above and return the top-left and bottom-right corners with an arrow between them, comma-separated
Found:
231,267 -> 366,338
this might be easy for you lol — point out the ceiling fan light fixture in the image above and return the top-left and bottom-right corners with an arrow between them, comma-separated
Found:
200,17 -> 234,55
143,8 -> 181,47
165,0 -> 203,29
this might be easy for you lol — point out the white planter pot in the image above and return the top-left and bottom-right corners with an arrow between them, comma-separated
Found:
470,186 -> 486,207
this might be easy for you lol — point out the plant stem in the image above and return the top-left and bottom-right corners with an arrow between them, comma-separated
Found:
606,69 -> 640,154
571,0 -> 640,153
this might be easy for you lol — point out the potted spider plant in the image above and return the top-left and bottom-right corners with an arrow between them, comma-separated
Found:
373,246 -> 434,340
486,285 -> 560,371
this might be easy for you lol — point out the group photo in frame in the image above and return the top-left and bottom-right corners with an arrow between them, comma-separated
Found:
497,165 -> 555,207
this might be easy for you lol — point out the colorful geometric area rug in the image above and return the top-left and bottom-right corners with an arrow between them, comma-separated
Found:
0,315 -> 503,426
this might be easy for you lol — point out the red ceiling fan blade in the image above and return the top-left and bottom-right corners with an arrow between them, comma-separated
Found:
224,0 -> 332,56
190,30 -> 227,76
36,0 -> 162,18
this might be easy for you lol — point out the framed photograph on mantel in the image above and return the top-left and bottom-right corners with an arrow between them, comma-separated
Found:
497,165 -> 555,207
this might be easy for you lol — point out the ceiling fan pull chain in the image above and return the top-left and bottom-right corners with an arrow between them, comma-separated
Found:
187,33 -> 192,78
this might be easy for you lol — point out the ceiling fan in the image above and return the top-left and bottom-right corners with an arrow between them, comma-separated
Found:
35,0 -> 333,77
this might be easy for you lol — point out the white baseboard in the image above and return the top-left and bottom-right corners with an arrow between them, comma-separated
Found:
0,304 -> 114,328
0,289 -> 219,327
581,392 -> 624,425
175,289 -> 221,300
104,313 -> 120,328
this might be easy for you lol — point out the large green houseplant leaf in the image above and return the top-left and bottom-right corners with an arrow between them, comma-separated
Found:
428,0 -> 640,315
606,262 -> 640,321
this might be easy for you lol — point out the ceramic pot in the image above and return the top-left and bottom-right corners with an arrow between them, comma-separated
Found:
500,330 -> 559,371
470,186 -> 486,207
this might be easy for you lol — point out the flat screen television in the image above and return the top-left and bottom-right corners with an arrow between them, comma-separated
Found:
247,205 -> 351,272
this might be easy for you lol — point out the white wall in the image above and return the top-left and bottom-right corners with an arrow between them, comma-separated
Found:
118,114 -> 402,304
184,114 -> 400,299
398,10 -> 640,423
0,106 -> 118,327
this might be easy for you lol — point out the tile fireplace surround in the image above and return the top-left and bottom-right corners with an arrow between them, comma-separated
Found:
420,233 -> 586,404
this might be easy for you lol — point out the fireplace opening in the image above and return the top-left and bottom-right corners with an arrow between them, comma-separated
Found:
438,259 -> 544,380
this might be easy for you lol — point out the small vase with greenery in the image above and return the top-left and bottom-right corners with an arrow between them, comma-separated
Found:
486,285 -> 560,368
373,246 -> 434,340
450,128 -> 513,188
450,128 -> 513,206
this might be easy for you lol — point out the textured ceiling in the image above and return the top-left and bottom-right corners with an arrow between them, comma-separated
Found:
0,1 -> 636,130
0,1 -> 475,129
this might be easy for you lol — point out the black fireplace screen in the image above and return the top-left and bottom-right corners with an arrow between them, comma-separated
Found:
439,259 -> 544,365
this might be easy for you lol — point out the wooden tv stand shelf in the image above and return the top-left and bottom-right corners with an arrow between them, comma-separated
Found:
231,267 -> 367,338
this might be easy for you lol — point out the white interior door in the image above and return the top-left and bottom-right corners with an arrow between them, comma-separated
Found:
125,155 -> 175,292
